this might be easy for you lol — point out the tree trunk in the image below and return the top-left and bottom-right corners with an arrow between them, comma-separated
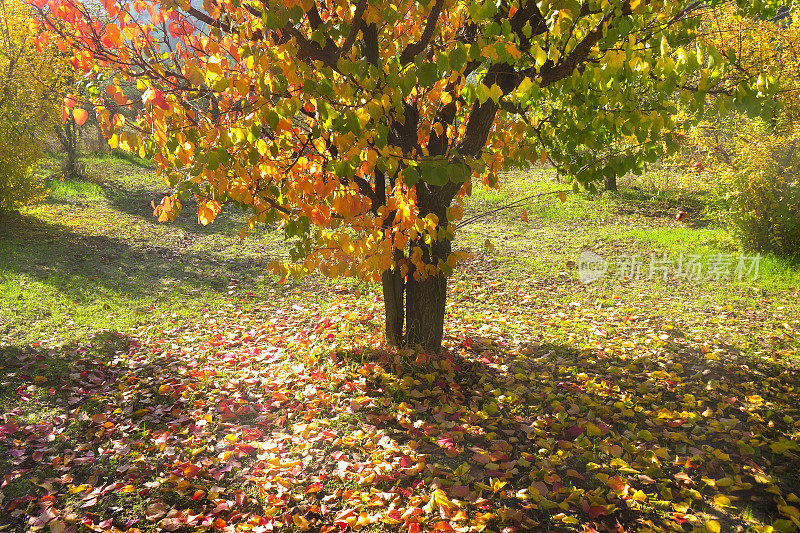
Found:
404,238 -> 450,352
405,269 -> 448,352
604,173 -> 617,192
55,120 -> 79,178
382,260 -> 405,347
96,125 -> 107,153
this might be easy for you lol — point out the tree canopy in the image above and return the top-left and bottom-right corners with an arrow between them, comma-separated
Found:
34,0 -> 788,350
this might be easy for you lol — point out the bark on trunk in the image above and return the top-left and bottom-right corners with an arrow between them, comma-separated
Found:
382,263 -> 405,347
405,268 -> 448,352
604,173 -> 617,192
405,238 -> 450,352
55,120 -> 79,179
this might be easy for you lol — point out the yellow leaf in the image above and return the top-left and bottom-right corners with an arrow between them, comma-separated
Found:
292,514 -> 311,531
672,502 -> 689,513
714,494 -> 731,507
779,505 -> 800,519
585,422 -> 601,437
706,519 -> 721,533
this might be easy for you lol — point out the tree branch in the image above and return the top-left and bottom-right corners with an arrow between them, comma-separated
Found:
399,0 -> 444,64
340,0 -> 368,57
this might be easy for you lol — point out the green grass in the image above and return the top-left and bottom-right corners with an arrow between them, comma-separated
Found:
0,153 -> 306,348
46,176 -> 104,201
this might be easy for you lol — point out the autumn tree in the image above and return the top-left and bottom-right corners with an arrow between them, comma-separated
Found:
35,0 -> 786,350
675,4 -> 800,257
0,0 -> 67,210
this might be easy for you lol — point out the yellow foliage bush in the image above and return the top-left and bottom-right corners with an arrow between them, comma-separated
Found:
724,127 -> 800,258
672,6 -> 800,258
0,0 -> 65,210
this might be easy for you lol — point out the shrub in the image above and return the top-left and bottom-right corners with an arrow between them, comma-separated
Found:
725,129 -> 800,258
0,133 -> 47,211
0,0 -> 66,210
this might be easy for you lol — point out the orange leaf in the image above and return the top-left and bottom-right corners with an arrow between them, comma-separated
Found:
102,23 -> 123,48
106,84 -> 128,105
73,108 -> 89,126
198,199 -> 222,226
520,209 -> 529,223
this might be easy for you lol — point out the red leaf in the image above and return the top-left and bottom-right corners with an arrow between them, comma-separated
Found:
588,506 -> 607,519
566,425 -> 583,439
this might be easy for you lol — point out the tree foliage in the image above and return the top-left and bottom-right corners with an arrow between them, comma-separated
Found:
36,0 -> 787,349
672,4 -> 800,257
0,0 -> 66,210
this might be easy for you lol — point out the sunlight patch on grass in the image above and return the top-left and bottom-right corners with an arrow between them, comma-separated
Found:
46,177 -> 103,200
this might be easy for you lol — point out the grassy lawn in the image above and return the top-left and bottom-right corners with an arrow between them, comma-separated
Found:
1,154 -> 799,533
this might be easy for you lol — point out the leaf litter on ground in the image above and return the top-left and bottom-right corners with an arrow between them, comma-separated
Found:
2,267 -> 800,533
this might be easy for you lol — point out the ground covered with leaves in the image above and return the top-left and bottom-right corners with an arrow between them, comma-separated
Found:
2,157 -> 800,532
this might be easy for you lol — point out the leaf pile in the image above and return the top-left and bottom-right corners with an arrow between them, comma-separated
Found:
2,289 -> 800,533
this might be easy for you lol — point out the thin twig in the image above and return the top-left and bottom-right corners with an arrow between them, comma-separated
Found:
456,188 -> 569,229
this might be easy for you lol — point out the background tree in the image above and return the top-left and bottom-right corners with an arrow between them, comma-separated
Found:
674,3 -> 800,257
38,0 -> 785,350
0,0 -> 67,210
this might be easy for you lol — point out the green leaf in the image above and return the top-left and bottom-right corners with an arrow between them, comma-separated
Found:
450,45 -> 467,72
402,165 -> 420,187
417,63 -> 439,88
419,159 -> 448,186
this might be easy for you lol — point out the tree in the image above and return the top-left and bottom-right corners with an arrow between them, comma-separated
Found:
671,4 -> 800,257
0,0 -> 66,210
36,0 -> 785,350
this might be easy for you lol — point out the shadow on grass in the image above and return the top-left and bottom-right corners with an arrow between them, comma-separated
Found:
608,186 -> 708,218
95,171 -> 263,240
0,210 -> 277,315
